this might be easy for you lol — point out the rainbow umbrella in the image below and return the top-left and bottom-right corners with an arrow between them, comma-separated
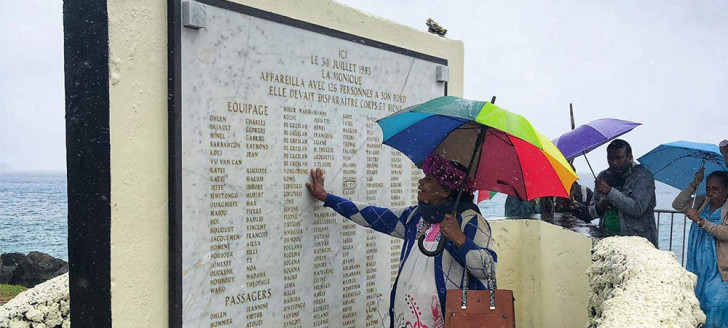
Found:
377,96 -> 577,201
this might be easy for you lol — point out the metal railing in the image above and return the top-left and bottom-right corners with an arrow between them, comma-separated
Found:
655,209 -> 690,267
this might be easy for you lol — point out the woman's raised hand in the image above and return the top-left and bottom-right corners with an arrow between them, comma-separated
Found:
691,168 -> 705,188
306,168 -> 328,202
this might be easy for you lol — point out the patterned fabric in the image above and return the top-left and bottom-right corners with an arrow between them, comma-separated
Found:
687,205 -> 728,327
324,194 -> 497,328
394,222 -> 442,328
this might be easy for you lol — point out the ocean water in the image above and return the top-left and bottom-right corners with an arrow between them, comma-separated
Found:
0,172 -> 68,260
0,172 -> 690,264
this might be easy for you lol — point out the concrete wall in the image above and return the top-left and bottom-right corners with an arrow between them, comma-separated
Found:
105,0 -> 463,326
107,1 -> 169,327
490,220 -> 593,328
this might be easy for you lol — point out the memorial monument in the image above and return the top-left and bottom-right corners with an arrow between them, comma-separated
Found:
64,0 -> 464,326
64,0 -> 602,327
174,2 -> 449,327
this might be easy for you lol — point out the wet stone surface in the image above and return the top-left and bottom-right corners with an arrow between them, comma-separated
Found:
491,212 -> 611,241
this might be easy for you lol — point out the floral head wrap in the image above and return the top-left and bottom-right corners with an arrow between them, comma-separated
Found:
422,153 -> 475,193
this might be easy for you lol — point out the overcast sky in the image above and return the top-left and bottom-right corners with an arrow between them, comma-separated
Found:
0,0 -> 64,172
1,0 -> 726,173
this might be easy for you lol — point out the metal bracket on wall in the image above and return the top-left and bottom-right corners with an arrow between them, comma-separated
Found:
182,1 -> 206,29
436,66 -> 449,82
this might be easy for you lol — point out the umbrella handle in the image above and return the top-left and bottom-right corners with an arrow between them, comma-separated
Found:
418,233 -> 446,256
691,160 -> 706,208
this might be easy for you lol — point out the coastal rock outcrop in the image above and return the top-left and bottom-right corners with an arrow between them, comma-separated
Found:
0,252 -> 68,288
0,273 -> 69,328
587,236 -> 705,327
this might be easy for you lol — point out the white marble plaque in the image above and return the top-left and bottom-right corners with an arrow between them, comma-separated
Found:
179,3 -> 446,328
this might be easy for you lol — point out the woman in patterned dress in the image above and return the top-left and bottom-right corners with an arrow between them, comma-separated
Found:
306,153 -> 497,328
674,170 -> 728,327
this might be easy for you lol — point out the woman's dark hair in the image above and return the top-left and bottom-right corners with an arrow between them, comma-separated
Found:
707,171 -> 728,187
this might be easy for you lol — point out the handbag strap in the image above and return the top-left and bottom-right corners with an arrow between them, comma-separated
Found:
459,212 -> 497,310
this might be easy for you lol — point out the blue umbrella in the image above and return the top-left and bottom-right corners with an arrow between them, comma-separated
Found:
638,141 -> 728,194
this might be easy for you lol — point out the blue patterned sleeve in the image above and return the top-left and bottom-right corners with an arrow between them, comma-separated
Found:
451,213 -> 497,281
323,193 -> 416,239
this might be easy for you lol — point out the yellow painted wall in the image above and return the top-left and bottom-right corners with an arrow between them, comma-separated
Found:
490,220 -> 593,328
106,0 -> 463,326
108,1 -> 169,327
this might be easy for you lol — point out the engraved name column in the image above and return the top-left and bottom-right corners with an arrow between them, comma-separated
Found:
363,114 -> 383,327
389,148 -> 405,287
236,103 -> 272,328
339,112 -> 362,328
208,113 -> 238,328
311,107 -> 336,328
281,105 -> 309,328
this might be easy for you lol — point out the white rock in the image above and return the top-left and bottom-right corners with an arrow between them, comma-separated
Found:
44,309 -> 62,327
586,236 -> 705,327
8,320 -> 30,328
58,300 -> 68,317
25,309 -> 43,322
0,273 -> 69,328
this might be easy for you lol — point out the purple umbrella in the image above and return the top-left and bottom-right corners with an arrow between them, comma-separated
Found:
552,118 -> 641,177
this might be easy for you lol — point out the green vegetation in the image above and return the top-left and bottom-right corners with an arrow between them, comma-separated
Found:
0,284 -> 27,306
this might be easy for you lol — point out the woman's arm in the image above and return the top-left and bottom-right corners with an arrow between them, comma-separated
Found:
702,220 -> 728,242
307,168 -> 415,239
673,169 -> 704,211
449,213 -> 497,281
324,194 -> 415,239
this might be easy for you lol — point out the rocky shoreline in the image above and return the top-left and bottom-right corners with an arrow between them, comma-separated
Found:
1,252 -> 68,288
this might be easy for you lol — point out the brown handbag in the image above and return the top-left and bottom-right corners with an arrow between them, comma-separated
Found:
445,265 -> 515,328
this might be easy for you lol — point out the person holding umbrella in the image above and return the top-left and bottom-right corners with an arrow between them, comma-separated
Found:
306,153 -> 496,328
588,139 -> 659,246
313,95 -> 575,327
672,169 -> 728,326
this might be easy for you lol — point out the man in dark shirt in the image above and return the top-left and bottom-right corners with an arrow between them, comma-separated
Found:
588,139 -> 658,247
